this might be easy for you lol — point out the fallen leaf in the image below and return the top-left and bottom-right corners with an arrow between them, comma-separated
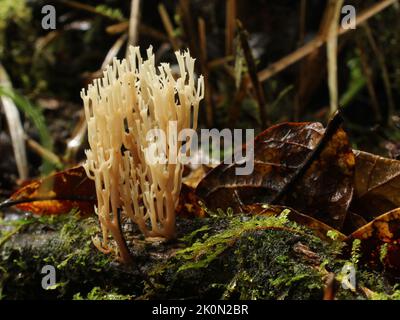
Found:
0,166 -> 206,219
182,165 -> 213,189
196,113 -> 355,230
0,166 -> 96,216
342,211 -> 368,235
176,184 -> 206,218
348,208 -> 400,276
351,150 -> 400,221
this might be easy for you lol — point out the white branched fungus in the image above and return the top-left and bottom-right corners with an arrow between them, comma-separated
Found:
82,46 -> 204,263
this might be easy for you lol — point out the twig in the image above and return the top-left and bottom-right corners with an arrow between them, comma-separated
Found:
179,0 -> 198,57
198,18 -> 213,127
228,75 -> 248,126
237,20 -> 267,127
363,23 -> 395,125
271,111 -> 343,204
323,273 -> 337,300
207,56 -> 234,69
158,4 -> 180,51
60,0 -> 167,43
299,0 -> 307,45
356,37 -> 382,123
102,33 -> 128,70
64,111 -> 87,164
106,21 -> 129,34
26,138 -> 63,169
225,0 -> 237,56
257,0 -> 399,83
106,22 -> 168,42
59,0 -> 119,20
126,0 -> 141,57
83,33 -> 128,84
0,63 -> 28,180
326,0 -> 344,114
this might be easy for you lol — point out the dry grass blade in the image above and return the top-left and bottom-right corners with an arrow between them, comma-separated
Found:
198,17 -> 213,127
103,33 -> 128,70
179,0 -> 198,57
0,63 -> 28,180
26,138 -> 62,169
356,37 -> 382,122
363,23 -> 396,125
126,0 -> 141,57
257,0 -> 399,83
158,3 -> 180,51
225,0 -> 237,56
85,33 -> 128,81
326,0 -> 344,114
64,111 -> 87,164
237,20 -> 267,127
106,22 -> 168,42
299,0 -> 307,45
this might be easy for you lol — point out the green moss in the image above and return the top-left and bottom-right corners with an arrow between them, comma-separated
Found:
0,213 -> 141,299
1,208 -> 399,300
146,211 -> 331,299
368,289 -> 400,300
73,287 -> 132,300
0,0 -> 31,55
174,210 -> 301,273
350,239 -> 362,266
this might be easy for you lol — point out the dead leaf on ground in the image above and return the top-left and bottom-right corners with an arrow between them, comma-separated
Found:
182,164 -> 213,189
176,184 -> 206,218
351,150 -> 400,221
349,208 -> 400,276
0,166 -> 96,216
0,166 -> 206,219
342,211 -> 369,235
196,113 -> 355,230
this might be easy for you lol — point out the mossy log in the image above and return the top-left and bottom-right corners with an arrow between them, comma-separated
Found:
0,211 -> 398,300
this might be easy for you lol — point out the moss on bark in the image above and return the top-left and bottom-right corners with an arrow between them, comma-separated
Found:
0,210 -> 399,300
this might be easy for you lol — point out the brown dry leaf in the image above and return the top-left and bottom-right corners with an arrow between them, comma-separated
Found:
176,184 -> 206,218
196,114 -> 355,230
351,150 -> 400,221
342,211 -> 369,235
1,166 -> 206,219
244,204 -> 346,242
349,208 -> 400,276
0,166 -> 96,216
182,165 -> 213,189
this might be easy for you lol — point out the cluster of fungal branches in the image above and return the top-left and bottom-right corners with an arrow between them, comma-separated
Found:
82,46 -> 204,263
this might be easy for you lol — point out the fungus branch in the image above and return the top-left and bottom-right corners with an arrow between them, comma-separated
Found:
82,46 -> 204,262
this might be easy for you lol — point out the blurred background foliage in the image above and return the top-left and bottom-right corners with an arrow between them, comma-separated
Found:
0,0 -> 400,193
